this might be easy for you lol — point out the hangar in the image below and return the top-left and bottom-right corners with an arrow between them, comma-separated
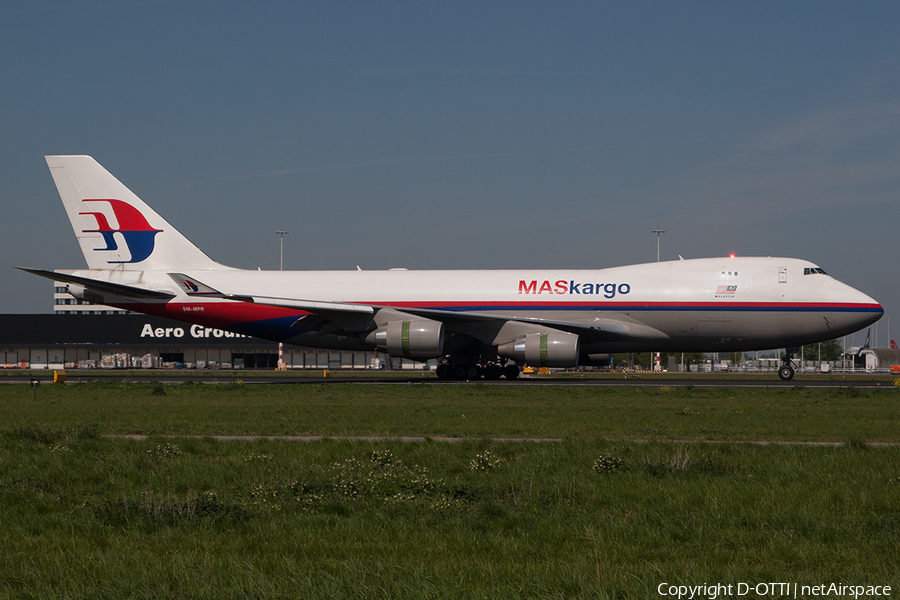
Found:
858,348 -> 900,372
0,314 -> 396,370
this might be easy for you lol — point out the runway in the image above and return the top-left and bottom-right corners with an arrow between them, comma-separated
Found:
3,372 -> 897,388
104,434 -> 900,446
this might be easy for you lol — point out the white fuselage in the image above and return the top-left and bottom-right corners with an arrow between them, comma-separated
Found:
61,256 -> 883,353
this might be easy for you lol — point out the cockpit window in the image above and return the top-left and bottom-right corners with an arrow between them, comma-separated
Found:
803,267 -> 828,275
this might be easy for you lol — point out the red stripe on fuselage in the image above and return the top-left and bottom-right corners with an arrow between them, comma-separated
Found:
116,301 -> 309,328
112,298 -> 882,330
363,300 -> 882,311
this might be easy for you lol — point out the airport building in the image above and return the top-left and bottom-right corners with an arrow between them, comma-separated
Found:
2,312 -> 890,373
52,282 -> 126,315
0,314 -> 422,371
1,283 -> 425,371
858,348 -> 900,372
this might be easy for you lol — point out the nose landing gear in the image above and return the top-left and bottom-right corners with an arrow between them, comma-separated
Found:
778,351 -> 796,381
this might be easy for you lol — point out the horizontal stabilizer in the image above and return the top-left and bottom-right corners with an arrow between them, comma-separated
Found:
19,267 -> 176,300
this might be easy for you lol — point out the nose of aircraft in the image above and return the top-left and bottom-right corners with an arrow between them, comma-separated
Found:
826,277 -> 883,334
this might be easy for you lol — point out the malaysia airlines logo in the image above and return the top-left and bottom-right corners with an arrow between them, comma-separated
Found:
180,279 -> 200,293
79,199 -> 162,263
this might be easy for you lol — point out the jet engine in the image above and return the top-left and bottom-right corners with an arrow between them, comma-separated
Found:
496,331 -> 580,367
369,319 -> 445,359
66,283 -> 105,305
582,353 -> 612,367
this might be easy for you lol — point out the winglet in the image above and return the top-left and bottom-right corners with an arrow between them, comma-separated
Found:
167,273 -> 227,297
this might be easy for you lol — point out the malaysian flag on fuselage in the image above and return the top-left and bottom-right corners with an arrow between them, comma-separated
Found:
715,285 -> 737,295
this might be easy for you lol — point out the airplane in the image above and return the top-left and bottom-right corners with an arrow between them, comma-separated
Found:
21,155 -> 884,381
892,340 -> 898,350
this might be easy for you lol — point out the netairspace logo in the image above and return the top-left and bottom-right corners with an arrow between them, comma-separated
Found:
657,582 -> 892,599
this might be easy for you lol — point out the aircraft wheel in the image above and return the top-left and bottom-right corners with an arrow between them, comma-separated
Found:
463,364 -> 482,380
503,364 -> 520,380
778,365 -> 794,381
483,364 -> 502,380
436,363 -> 453,380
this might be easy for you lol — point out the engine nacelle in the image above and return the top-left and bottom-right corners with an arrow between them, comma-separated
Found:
496,332 -> 580,367
369,319 -> 445,359
582,353 -> 612,367
66,283 -> 105,305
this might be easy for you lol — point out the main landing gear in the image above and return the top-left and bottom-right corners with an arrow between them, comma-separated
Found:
778,352 -> 796,381
435,360 -> 519,381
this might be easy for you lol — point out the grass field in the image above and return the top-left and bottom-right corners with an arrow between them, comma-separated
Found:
1,382 -> 899,598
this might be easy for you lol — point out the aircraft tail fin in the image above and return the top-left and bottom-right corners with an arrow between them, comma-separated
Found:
45,155 -> 221,271
891,340 -> 898,350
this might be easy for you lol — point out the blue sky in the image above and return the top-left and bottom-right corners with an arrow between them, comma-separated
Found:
2,1 -> 898,345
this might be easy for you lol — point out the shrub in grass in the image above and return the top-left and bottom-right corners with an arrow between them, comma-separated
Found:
468,450 -> 504,472
242,453 -> 274,463
146,443 -> 182,460
329,450 -> 438,503
246,482 -> 286,510
235,450 -> 448,513
592,454 -> 626,474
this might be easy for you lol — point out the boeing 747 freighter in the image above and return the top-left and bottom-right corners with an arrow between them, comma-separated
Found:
21,155 -> 883,380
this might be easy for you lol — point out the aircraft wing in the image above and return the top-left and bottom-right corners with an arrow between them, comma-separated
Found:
238,295 -> 377,334
391,305 -> 667,344
236,295 -> 375,315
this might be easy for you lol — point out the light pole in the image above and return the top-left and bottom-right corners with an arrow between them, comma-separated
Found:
276,230 -> 288,271
652,228 -> 665,262
275,230 -> 288,370
651,228 -> 665,371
